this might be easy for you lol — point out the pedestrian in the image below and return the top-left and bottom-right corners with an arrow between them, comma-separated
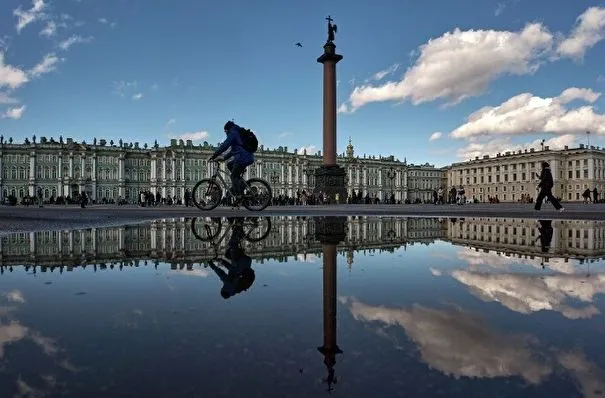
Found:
534,161 -> 564,212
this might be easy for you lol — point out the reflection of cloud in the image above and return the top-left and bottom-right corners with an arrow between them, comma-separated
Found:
171,268 -> 209,277
457,248 -> 577,274
451,270 -> 605,319
341,296 -> 551,383
0,321 -> 28,358
4,289 -> 25,303
429,267 -> 443,276
557,350 -> 605,398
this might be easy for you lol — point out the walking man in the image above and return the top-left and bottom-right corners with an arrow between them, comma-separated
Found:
534,161 -> 564,212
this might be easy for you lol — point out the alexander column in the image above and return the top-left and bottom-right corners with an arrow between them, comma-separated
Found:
315,16 -> 347,201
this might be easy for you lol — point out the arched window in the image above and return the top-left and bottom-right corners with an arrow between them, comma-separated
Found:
37,165 -> 42,178
139,171 -> 145,181
133,169 -> 138,181
44,166 -> 50,179
52,167 -> 57,179
11,167 -> 16,179
44,189 -> 49,199
19,167 -> 25,180
19,188 -> 24,198
51,188 -> 56,198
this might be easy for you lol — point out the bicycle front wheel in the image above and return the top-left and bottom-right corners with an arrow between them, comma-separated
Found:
242,178 -> 272,211
192,179 -> 223,211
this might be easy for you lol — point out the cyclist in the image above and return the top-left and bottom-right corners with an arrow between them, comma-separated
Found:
208,121 -> 254,204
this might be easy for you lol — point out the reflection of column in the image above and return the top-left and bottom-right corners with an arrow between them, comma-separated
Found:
315,217 -> 345,392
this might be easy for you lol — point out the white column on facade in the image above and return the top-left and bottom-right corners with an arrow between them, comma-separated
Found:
162,158 -> 167,198
180,157 -> 185,198
91,155 -> 97,200
150,223 -> 157,250
69,154 -> 74,178
29,232 -> 35,254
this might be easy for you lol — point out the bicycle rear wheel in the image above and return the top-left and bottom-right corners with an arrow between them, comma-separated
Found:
192,179 -> 223,211
242,217 -> 272,242
242,178 -> 272,211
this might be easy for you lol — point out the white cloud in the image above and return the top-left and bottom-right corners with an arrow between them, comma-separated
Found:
368,63 -> 400,81
557,7 -> 605,60
98,17 -> 117,28
0,92 -> 18,104
28,53 -> 60,78
40,20 -> 57,37
132,92 -> 143,101
495,3 -> 505,16
0,53 -> 29,90
113,80 -> 138,97
2,105 -> 26,120
14,0 -> 46,33
342,22 -> 553,112
337,103 -> 350,114
278,132 -> 292,138
456,134 -> 577,160
58,35 -> 93,51
166,118 -> 176,127
429,132 -> 442,142
598,75 -> 605,83
151,83 -> 159,91
450,88 -> 605,140
172,130 -> 210,141
297,145 -> 317,155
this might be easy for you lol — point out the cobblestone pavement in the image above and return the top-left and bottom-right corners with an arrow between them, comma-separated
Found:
0,203 -> 603,234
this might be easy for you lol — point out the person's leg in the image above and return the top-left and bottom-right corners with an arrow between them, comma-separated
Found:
230,163 -> 246,197
546,190 -> 562,209
534,189 -> 546,210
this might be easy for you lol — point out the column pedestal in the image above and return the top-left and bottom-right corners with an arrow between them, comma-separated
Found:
313,165 -> 347,202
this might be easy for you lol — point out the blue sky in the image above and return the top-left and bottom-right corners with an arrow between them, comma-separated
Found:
0,0 -> 604,166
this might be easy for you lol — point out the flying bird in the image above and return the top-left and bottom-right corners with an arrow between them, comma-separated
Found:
295,42 -> 303,47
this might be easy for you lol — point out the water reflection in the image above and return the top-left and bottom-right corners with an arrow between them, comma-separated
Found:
0,216 -> 604,397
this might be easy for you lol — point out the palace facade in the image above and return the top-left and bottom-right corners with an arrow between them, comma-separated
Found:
446,144 -> 605,202
2,135 -> 604,205
0,136 -> 443,204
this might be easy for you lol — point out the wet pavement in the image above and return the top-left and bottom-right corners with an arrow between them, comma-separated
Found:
0,216 -> 604,397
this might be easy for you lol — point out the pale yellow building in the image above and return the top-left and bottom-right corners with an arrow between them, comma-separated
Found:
446,144 -> 605,203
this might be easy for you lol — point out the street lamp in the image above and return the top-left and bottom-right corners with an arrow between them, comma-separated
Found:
386,167 -> 396,204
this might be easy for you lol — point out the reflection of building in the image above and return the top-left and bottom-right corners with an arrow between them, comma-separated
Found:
1,216 -> 604,272
446,144 -> 605,202
0,216 -> 446,270
447,217 -> 605,259
0,137 -> 445,204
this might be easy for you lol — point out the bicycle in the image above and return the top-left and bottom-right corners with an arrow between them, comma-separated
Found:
190,216 -> 272,246
191,160 -> 272,211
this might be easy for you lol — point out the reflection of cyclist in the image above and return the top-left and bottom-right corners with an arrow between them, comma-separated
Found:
208,121 -> 254,204
208,218 -> 255,299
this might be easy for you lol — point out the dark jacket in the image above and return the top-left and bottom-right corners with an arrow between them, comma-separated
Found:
538,166 -> 554,189
212,125 -> 254,165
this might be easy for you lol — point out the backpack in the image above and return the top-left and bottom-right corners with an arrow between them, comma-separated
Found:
239,128 -> 258,153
